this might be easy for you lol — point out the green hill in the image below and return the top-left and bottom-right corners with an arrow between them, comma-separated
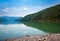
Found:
22,4 -> 60,22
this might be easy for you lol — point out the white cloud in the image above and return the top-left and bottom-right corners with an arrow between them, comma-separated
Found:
22,6 -> 29,10
12,7 -> 17,10
1,6 -> 42,17
2,8 -> 9,12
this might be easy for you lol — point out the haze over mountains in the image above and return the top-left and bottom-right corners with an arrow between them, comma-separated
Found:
0,16 -> 22,21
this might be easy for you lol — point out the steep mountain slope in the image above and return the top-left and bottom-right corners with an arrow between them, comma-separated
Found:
22,4 -> 60,21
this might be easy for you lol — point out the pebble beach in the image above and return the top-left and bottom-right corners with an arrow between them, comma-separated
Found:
4,34 -> 60,41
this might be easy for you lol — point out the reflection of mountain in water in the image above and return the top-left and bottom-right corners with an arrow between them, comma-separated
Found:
0,21 -> 22,25
23,21 -> 60,33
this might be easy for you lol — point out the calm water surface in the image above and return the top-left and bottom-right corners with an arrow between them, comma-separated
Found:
0,21 -> 47,40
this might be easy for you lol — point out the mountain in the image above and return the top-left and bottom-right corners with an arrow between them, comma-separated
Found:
22,4 -> 60,22
0,16 -> 22,22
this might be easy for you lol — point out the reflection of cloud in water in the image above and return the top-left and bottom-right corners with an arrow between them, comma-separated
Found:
1,29 -> 9,33
0,24 -> 47,34
0,24 -> 47,40
24,31 -> 28,34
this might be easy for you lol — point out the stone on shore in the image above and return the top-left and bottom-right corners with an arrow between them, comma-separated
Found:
4,34 -> 60,41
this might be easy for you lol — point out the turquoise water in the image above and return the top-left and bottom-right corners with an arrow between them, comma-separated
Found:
0,21 -> 47,40
0,21 -> 60,41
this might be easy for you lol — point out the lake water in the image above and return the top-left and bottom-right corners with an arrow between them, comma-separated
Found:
0,21 -> 60,40
0,21 -> 47,40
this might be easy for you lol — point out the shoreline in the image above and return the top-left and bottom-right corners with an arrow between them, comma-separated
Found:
4,34 -> 60,41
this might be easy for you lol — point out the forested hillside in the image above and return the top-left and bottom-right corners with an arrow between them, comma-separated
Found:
22,4 -> 60,22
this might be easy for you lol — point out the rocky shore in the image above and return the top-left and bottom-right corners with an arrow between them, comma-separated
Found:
4,34 -> 60,41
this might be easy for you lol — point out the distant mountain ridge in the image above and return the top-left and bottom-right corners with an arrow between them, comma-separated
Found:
22,4 -> 60,22
0,16 -> 22,21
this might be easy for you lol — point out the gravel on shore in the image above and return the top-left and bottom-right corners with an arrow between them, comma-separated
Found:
4,34 -> 60,41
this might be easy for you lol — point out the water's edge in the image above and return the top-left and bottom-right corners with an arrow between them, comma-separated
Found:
4,34 -> 60,41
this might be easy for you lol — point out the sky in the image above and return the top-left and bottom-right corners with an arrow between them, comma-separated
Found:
0,0 -> 60,17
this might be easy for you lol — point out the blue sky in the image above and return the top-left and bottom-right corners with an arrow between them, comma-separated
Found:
0,0 -> 60,17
